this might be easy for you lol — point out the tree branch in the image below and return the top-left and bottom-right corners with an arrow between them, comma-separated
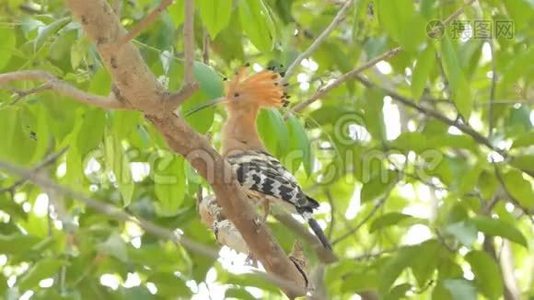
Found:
0,71 -> 127,109
290,47 -> 402,113
0,159 -> 217,258
332,197 -> 386,245
165,0 -> 199,109
284,0 -> 354,81
0,148 -> 68,194
352,74 -> 501,153
183,0 -> 195,85
0,160 -> 308,297
61,1 -> 308,296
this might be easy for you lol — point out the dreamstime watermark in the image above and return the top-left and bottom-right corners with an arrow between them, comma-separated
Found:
81,113 -> 446,188
426,19 -> 514,40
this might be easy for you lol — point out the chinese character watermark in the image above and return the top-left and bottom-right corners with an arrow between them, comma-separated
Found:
426,19 -> 514,40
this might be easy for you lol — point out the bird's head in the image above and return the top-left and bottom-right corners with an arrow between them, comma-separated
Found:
224,67 -> 289,112
184,67 -> 289,117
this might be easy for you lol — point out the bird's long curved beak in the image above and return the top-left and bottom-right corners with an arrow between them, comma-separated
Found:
183,97 -> 226,117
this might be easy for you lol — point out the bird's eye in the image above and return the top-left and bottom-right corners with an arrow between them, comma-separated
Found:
234,92 -> 240,98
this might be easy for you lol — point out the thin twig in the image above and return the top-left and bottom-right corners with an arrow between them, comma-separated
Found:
9,83 -> 52,104
442,0 -> 477,26
0,71 -> 127,109
284,0 -> 354,81
183,0 -> 195,85
352,248 -> 397,261
332,198 -> 386,245
0,159 -> 308,297
0,148 -> 69,194
290,47 -> 402,113
117,0 -> 174,45
290,0 -> 478,113
352,74 -> 501,154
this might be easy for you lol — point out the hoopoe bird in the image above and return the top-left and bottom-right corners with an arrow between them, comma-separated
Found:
218,67 -> 332,250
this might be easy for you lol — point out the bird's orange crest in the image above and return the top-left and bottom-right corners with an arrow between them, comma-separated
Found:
225,68 -> 289,107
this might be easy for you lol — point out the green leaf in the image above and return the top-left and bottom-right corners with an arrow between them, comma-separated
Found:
168,1 -> 185,27
97,232 -> 129,262
376,0 -> 424,52
238,0 -> 275,51
34,17 -> 70,51
370,213 -> 416,233
360,170 -> 397,204
0,106 -> 36,164
0,234 -> 41,255
472,216 -> 528,248
410,240 -> 441,287
411,45 -> 435,100
363,88 -> 386,141
340,268 -> 379,293
286,115 -> 313,175
76,108 -> 106,156
197,0 -> 232,38
384,283 -> 412,300
104,134 -> 134,206
502,169 -> 534,211
88,67 -> 112,95
153,154 -> 186,217
115,143 -> 134,207
509,155 -> 534,174
193,61 -> 224,99
379,247 -> 416,293
18,258 -> 64,291
440,36 -> 472,118
180,91 -> 215,134
0,26 -> 16,71
212,15 -> 245,61
19,104 -> 50,163
465,250 -> 503,299
445,221 -> 477,247
443,279 -> 476,300
225,288 -> 255,300
257,108 -> 289,157
147,272 -> 191,297
511,132 -> 534,148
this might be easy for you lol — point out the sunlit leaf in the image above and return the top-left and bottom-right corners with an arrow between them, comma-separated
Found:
411,45 -> 435,100
440,36 -> 472,118
443,279 -> 476,300
286,115 -> 313,175
238,0 -> 275,51
472,216 -> 528,248
465,250 -> 503,299
153,154 -> 186,217
0,26 -> 16,71
257,108 -> 289,157
197,0 -> 232,38
502,169 -> 534,211
18,258 -> 64,291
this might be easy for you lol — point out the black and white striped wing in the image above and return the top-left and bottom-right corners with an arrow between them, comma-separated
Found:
226,151 -> 316,212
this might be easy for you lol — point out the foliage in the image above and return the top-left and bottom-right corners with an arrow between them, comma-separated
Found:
1,0 -> 534,299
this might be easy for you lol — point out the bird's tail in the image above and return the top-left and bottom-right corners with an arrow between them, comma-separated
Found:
304,213 -> 332,250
